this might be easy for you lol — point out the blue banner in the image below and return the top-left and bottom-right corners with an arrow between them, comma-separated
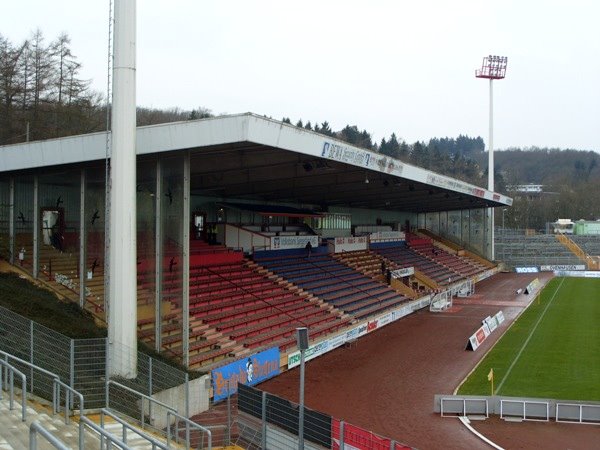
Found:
212,347 -> 280,402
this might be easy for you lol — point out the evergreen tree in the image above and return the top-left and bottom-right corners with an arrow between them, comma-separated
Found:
319,121 -> 333,136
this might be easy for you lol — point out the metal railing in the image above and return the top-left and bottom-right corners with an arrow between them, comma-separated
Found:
29,421 -> 70,450
167,410 -> 215,450
79,415 -> 133,450
106,380 -> 176,430
0,359 -> 27,421
100,408 -> 169,450
1,348 -> 60,403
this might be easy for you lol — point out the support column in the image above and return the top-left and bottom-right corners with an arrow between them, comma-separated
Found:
79,169 -> 86,308
9,179 -> 14,265
182,152 -> 190,367
154,159 -> 163,352
108,0 -> 137,378
32,176 -> 39,279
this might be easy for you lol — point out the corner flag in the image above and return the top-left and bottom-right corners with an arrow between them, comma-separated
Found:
487,368 -> 494,395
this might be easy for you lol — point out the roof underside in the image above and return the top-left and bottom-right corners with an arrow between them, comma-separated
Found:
183,142 -> 503,213
1,113 -> 512,214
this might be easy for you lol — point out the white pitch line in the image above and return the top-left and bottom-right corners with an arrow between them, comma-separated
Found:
494,277 -> 566,394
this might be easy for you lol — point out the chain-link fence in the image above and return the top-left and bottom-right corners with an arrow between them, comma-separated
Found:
0,305 -> 72,403
0,305 -> 191,414
106,343 -> 190,433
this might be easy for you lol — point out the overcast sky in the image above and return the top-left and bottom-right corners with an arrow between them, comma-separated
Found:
2,0 -> 599,151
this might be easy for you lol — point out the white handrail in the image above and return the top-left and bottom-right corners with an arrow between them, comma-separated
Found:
0,359 -> 27,421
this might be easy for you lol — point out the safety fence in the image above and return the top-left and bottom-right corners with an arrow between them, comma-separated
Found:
237,384 -> 414,450
435,394 -> 600,425
0,305 -> 190,415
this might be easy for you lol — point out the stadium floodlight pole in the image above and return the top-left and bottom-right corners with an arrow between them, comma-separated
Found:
297,327 -> 309,450
109,0 -> 138,378
476,55 -> 508,261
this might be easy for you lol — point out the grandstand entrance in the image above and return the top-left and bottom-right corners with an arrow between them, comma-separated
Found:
193,211 -> 206,240
41,207 -> 64,251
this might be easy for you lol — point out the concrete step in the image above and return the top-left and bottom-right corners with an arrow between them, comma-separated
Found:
0,394 -> 172,449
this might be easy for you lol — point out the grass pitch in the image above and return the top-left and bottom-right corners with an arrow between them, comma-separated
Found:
458,277 -> 600,401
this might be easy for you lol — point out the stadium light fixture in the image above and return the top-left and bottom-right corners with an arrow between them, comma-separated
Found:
476,55 -> 508,261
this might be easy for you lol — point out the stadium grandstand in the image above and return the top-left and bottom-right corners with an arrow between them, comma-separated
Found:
0,111 -> 513,448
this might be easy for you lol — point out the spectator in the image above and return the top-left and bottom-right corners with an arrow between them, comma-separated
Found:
305,240 -> 313,258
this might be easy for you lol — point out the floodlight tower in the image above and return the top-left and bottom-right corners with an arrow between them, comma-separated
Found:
476,55 -> 507,261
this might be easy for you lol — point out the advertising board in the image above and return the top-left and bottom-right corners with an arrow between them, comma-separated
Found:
212,347 -> 280,401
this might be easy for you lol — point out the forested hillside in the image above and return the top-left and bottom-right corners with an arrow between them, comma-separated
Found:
2,31 -> 598,230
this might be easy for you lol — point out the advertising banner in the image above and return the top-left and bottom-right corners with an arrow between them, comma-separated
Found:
540,264 -> 585,271
212,347 -> 280,401
467,311 -> 503,351
330,236 -> 368,253
369,231 -> 406,242
494,311 -> 505,326
287,296 -> 432,368
484,316 -> 497,333
331,419 -> 411,450
270,235 -> 318,250
468,323 -> 490,351
524,278 -> 541,295
554,270 -> 600,278
288,339 -> 331,369
515,267 -> 539,273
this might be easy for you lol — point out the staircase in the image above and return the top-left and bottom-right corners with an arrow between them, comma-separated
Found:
556,233 -> 599,270
0,394 -> 168,449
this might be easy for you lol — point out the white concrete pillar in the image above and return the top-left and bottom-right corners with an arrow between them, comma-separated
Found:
109,0 -> 137,378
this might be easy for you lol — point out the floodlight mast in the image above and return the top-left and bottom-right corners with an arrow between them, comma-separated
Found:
476,55 -> 507,261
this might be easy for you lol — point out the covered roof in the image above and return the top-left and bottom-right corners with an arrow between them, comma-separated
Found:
218,202 -> 323,218
0,113 -> 512,213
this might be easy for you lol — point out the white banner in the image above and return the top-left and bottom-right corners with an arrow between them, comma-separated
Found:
369,231 -> 405,242
270,235 -> 318,250
554,270 -> 600,278
484,316 -> 497,333
515,267 -> 539,273
330,236 -> 368,253
540,264 -> 585,272
287,294 -> 431,368
391,267 -> 414,278
494,311 -> 505,326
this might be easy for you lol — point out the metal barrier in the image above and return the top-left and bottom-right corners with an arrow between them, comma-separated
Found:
1,306 -> 189,413
79,415 -> 133,450
53,378 -> 84,423
167,410 -> 215,450
440,397 -> 489,418
100,408 -> 169,449
0,359 -> 27,421
500,399 -> 549,422
556,403 -> 600,425
437,394 -> 600,426
107,380 -> 177,430
29,421 -> 69,450
236,384 -> 413,450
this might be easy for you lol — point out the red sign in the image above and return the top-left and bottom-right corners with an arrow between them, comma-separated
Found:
332,419 -> 412,450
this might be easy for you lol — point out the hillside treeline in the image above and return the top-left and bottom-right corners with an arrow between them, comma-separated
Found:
0,31 -> 211,144
2,31 -> 598,230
